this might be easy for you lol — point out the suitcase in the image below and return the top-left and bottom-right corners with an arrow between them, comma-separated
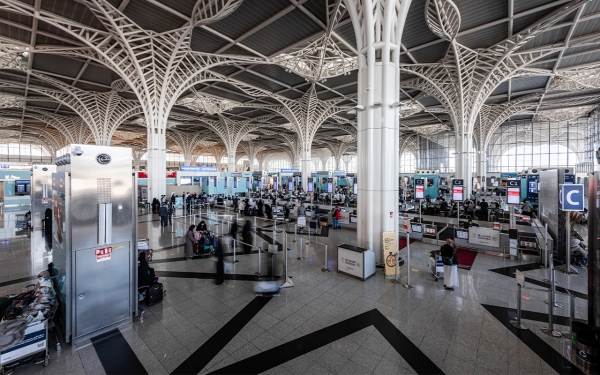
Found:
146,283 -> 163,306
193,242 -> 199,254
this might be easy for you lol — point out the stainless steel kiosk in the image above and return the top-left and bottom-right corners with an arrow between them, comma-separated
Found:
52,145 -> 136,343
31,164 -> 56,230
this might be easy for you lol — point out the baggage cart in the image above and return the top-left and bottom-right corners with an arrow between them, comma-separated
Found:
0,302 -> 58,374
429,250 -> 444,282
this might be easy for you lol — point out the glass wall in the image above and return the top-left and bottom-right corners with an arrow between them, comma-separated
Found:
400,152 -> 417,173
0,142 -> 52,163
488,120 -> 590,172
417,132 -> 457,173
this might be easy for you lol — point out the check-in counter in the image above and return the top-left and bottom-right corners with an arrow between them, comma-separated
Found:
337,244 -> 376,280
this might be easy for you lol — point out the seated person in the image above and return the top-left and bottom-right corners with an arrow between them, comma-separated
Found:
138,252 -> 154,288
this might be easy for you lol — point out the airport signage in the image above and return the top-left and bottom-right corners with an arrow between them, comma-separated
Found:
506,179 -> 521,205
180,166 -> 217,172
469,227 -> 500,247
452,179 -> 464,201
280,168 -> 299,173
560,184 -> 584,211
415,179 -> 425,199
526,174 -> 539,203
307,177 -> 314,192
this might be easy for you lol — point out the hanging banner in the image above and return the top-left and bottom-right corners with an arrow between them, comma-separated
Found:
327,178 -> 333,193
246,178 -> 250,189
307,177 -> 314,192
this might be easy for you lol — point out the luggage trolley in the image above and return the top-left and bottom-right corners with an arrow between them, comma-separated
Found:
429,250 -> 444,281
0,302 -> 58,374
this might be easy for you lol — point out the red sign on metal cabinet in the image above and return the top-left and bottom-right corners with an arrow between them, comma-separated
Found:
166,171 -> 177,178
138,171 -> 148,178
96,246 -> 112,262
390,212 -> 393,218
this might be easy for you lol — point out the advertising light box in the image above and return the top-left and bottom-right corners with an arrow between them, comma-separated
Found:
307,177 -> 314,192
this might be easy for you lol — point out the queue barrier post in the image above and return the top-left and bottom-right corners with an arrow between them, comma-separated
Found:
321,244 -> 330,272
255,246 -> 263,276
541,269 -> 562,337
509,284 -> 528,330
297,235 -> 305,260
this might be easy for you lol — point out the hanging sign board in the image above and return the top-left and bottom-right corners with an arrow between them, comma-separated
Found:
224,177 -> 228,188
307,177 -> 314,192
288,181 -> 293,191
233,177 -> 238,188
415,179 -> 425,199
559,184 -> 584,211
452,179 -> 464,201
507,179 -> 521,205
327,178 -> 333,193
382,231 -> 398,277
246,178 -> 250,189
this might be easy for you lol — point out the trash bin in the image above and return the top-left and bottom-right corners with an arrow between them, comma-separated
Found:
572,322 -> 599,374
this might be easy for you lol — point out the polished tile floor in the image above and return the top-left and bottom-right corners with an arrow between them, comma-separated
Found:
0,205 -> 590,374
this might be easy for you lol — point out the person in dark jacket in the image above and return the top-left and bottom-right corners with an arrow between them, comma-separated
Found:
440,239 -> 459,290
241,220 -> 252,254
265,204 -> 273,219
138,252 -> 154,287
167,203 -> 173,225
479,199 -> 489,221
158,203 -> 169,227
152,198 -> 160,214
214,238 -> 225,285
229,221 -> 238,239
196,220 -> 207,232
257,199 -> 264,217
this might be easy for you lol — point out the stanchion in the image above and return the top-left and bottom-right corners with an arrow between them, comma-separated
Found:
297,235 -> 305,260
544,265 -> 563,308
561,293 -> 576,339
403,233 -> 414,289
281,231 -> 294,288
293,225 -> 297,242
321,244 -> 330,272
510,284 -> 528,330
541,287 -> 562,337
391,251 -> 401,284
255,246 -> 263,276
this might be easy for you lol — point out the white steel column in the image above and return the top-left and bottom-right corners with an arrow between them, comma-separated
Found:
456,133 -> 473,195
347,0 -> 411,263
147,124 -> 166,199
227,149 -> 236,172
300,142 -> 311,190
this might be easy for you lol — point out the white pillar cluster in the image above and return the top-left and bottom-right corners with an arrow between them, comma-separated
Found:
346,0 -> 412,263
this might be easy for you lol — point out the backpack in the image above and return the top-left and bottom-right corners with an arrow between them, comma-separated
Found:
204,235 -> 212,246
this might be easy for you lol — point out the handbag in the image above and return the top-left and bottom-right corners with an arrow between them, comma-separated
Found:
442,256 -> 453,266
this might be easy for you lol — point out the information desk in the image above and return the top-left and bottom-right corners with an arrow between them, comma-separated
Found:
337,244 -> 376,281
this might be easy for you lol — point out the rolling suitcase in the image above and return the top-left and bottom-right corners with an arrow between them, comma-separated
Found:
146,283 -> 163,306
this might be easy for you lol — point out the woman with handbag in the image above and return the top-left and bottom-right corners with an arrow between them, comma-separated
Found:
441,238 -> 459,290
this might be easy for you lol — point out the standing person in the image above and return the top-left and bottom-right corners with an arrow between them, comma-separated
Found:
214,238 -> 225,285
479,199 -> 489,221
333,206 -> 341,229
522,199 -> 533,217
229,220 -> 238,239
152,198 -> 159,214
441,238 -> 459,290
196,220 -> 207,233
167,203 -> 174,225
344,194 -> 350,208
170,192 -> 175,207
257,199 -> 264,217
158,203 -> 169,227
297,203 -> 306,216
241,220 -> 252,254
185,225 -> 196,260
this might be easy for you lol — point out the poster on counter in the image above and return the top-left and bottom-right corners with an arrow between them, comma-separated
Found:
454,228 -> 469,240
382,231 -> 398,277
468,227 -> 500,247
338,249 -> 363,278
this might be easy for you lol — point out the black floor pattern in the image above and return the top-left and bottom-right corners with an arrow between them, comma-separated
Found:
92,329 -> 148,375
